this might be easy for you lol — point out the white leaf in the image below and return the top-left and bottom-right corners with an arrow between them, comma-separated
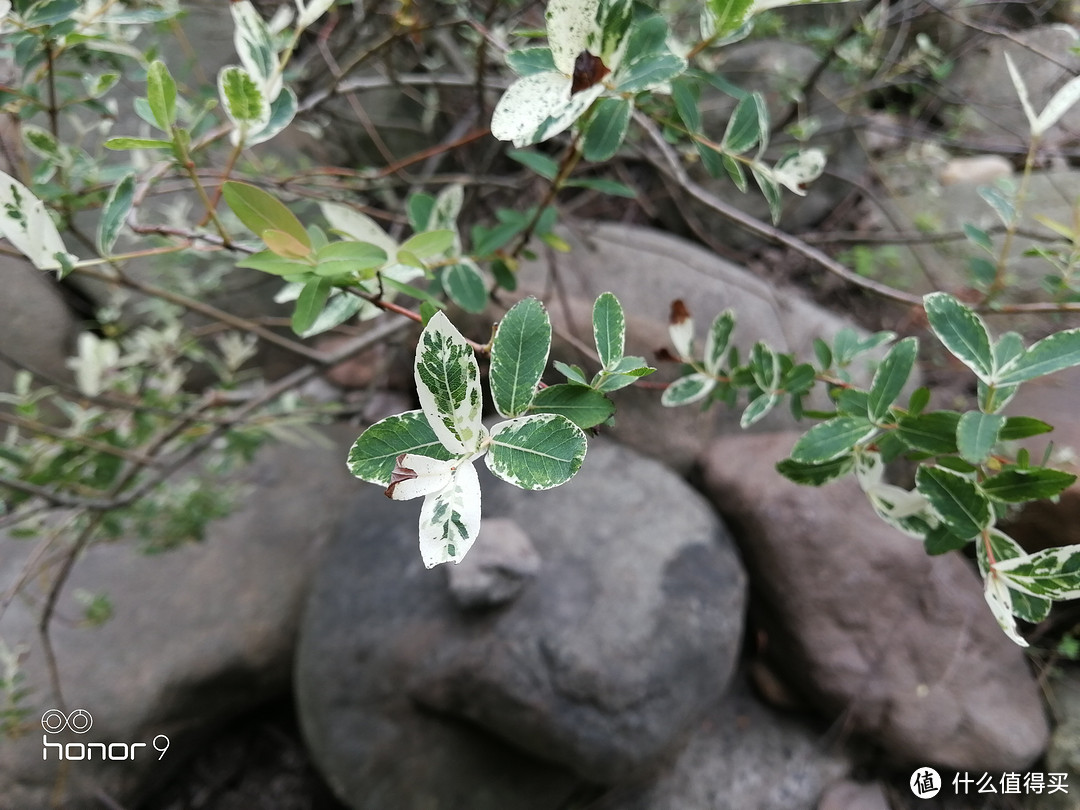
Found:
419,460 -> 482,567
984,573 -> 1028,647
386,453 -> 457,500
1004,52 -> 1040,136
295,0 -> 334,30
414,311 -> 484,455
319,202 -> 399,256
546,0 -> 600,75
490,73 -> 602,148
67,333 -> 120,397
0,169 -> 73,271
1035,74 -> 1080,137
772,148 -> 826,195
668,308 -> 694,361
750,0 -> 859,13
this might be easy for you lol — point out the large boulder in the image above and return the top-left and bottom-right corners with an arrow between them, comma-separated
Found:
699,431 -> 1049,771
594,674 -> 850,810
295,440 -> 748,808
0,424 -> 362,809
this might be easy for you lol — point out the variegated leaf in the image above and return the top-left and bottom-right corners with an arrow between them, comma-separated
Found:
414,311 -> 484,455
419,460 -> 481,567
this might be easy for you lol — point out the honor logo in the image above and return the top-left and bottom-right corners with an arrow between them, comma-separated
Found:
41,709 -> 170,761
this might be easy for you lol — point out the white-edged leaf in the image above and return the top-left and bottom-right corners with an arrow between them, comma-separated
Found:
490,297 -> 552,418
772,148 -> 826,195
668,300 -> 694,360
993,329 -> 1080,385
0,169 -> 73,271
592,292 -> 625,369
230,0 -> 281,101
442,260 -> 488,313
984,573 -> 1028,647
247,85 -> 297,146
419,460 -> 481,568
790,416 -> 877,463
485,414 -> 587,490
956,410 -> 1006,464
993,544 -> 1080,600
218,65 -> 270,142
923,292 -> 994,382
704,310 -> 735,375
386,453 -> 457,501
415,311 -> 484,455
661,373 -> 715,406
146,60 -> 177,131
740,392 -> 778,427
867,336 -> 918,423
296,0 -> 334,30
96,172 -> 135,255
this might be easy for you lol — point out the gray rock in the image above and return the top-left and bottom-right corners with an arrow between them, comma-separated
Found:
817,780 -> 891,810
591,674 -> 850,810
0,424 -> 362,809
699,431 -> 1050,771
1030,671 -> 1080,810
515,221 -> 888,471
0,256 -> 79,397
445,518 -> 540,609
295,440 -> 747,808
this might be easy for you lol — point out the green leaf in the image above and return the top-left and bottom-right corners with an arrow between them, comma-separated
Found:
399,229 -> 456,258
994,329 -> 1080,385
442,261 -> 488,313
998,416 -> 1053,441
314,241 -> 387,277
414,311 -> 484,455
222,181 -> 311,249
964,223 -> 994,252
583,97 -> 632,162
867,336 -> 918,424
708,0 -> 754,36
264,229 -> 313,259
485,414 -> 587,490
956,410 -> 1006,464
923,292 -> 994,381
96,172 -> 135,255
978,184 -> 1016,227
554,360 -> 588,386
615,52 -> 687,93
347,410 -> 455,484
292,277 -> 332,335
915,465 -> 991,539
218,65 -> 269,132
418,462 -> 482,568
923,525 -> 970,555
563,177 -> 637,198
721,152 -> 748,191
490,297 -> 551,418
982,468 -> 1077,503
592,292 -> 625,369
104,137 -> 174,150
776,454 -> 854,486
671,76 -> 700,133
299,293 -> 363,338
896,410 -> 961,454
381,276 -> 446,312
783,362 -> 816,395
506,47 -> 557,76
661,373 -> 715,406
507,149 -> 559,180
407,193 -> 436,231
790,416 -> 877,464
146,60 -> 177,130
529,384 -> 615,430
721,93 -> 762,154
236,250 -> 311,276
704,310 -> 735,376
